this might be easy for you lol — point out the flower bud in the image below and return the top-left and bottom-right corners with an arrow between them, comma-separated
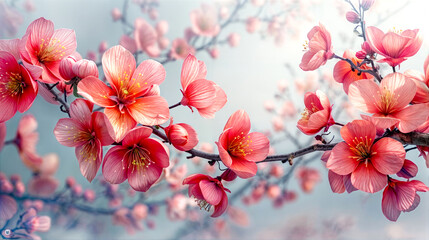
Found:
165,120 -> 198,151
158,37 -> 170,50
156,21 -> 169,36
59,57 -> 77,80
228,33 -> 240,47
98,41 -> 108,54
355,50 -> 366,59
220,169 -> 237,181
132,204 -> 148,220
361,41 -> 375,55
83,189 -> 96,202
246,17 -> 260,34
361,0 -> 375,11
65,176 -> 76,188
111,8 -> 122,21
72,59 -> 99,79
209,47 -> 219,59
346,11 -> 360,24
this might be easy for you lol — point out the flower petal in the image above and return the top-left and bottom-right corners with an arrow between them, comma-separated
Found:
243,132 -> 269,162
129,60 -> 166,97
348,79 -> 380,113
77,76 -> 116,107
200,180 -> 222,205
104,106 -> 137,142
229,157 -> 257,179
102,45 -> 136,90
127,162 -> 162,192
127,96 -> 169,126
382,186 -> 401,221
53,118 -> 87,147
211,192 -> 228,218
76,139 -> 102,182
351,162 -> 387,193
328,170 -> 346,194
102,146 -> 128,184
371,138 -> 405,175
326,142 -> 359,175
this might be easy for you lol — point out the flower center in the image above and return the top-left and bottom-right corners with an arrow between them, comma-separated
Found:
228,132 -> 252,157
194,197 -> 212,212
128,146 -> 154,172
302,40 -> 309,51
378,87 -> 398,114
348,136 -> 376,162
37,38 -> 67,62
2,71 -> 25,96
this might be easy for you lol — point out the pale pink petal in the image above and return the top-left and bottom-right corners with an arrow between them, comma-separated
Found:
70,99 -> 92,128
327,142 -> 359,175
351,163 -> 387,193
26,17 -> 54,56
77,76 -> 116,107
328,170 -> 346,193
380,73 -> 416,111
243,132 -> 269,162
102,146 -> 128,184
197,83 -> 227,119
340,120 -> 376,146
382,186 -> 401,221
127,96 -> 169,126
180,54 -> 201,89
119,35 -> 137,54
371,137 -> 405,175
0,195 -> 17,220
128,163 -> 162,192
199,180 -> 222,205
299,50 -> 326,71
366,26 -> 386,54
0,39 -> 20,60
212,192 -> 228,218
50,28 -> 77,60
104,107 -> 137,142
129,59 -> 166,97
391,104 -> 429,133
102,45 -> 136,90
364,115 -> 399,130
53,118 -> 87,147
229,157 -> 257,179
182,79 -> 216,109
382,32 -> 409,58
348,79 -> 380,113
91,112 -> 115,146
76,139 -> 102,182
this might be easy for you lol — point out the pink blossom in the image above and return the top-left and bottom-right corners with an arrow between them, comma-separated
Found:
15,115 -> 43,171
72,59 -> 98,79
326,120 -> 405,193
183,174 -> 230,217
333,49 -> 373,94
111,8 -> 122,21
266,185 -> 281,199
132,203 -> 148,220
19,17 -> 77,84
209,47 -> 219,59
112,208 -> 142,234
170,38 -> 195,60
228,33 -> 240,47
102,126 -> 170,192
297,90 -> 334,135
0,2 -> 23,38
134,18 -> 160,57
0,39 -> 21,60
269,164 -> 284,178
28,176 -> 58,197
345,11 -> 360,24
382,179 -> 429,221
361,0 -> 375,10
155,21 -> 169,36
180,54 -> 227,118
83,189 -> 96,202
190,4 -> 220,37
216,110 -> 270,178
59,54 -> 81,80
0,51 -> 39,122
20,208 -> 51,233
98,41 -> 108,54
166,194 -> 188,221
404,54 -> 429,104
119,34 -> 138,54
272,117 -> 284,132
348,72 -> 429,133
246,17 -> 260,34
164,119 -> 198,151
295,167 -> 321,193
227,206 -> 249,227
366,26 -> 422,67
77,45 -> 170,142
54,99 -> 115,182
299,23 -> 334,71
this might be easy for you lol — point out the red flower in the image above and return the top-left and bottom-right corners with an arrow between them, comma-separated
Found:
183,174 -> 230,217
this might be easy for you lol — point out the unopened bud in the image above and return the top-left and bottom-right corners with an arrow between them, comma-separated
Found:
59,57 -> 77,80
346,11 -> 360,24
111,8 -> 122,21
361,0 -> 375,11
228,33 -> 240,47
72,59 -> 99,79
